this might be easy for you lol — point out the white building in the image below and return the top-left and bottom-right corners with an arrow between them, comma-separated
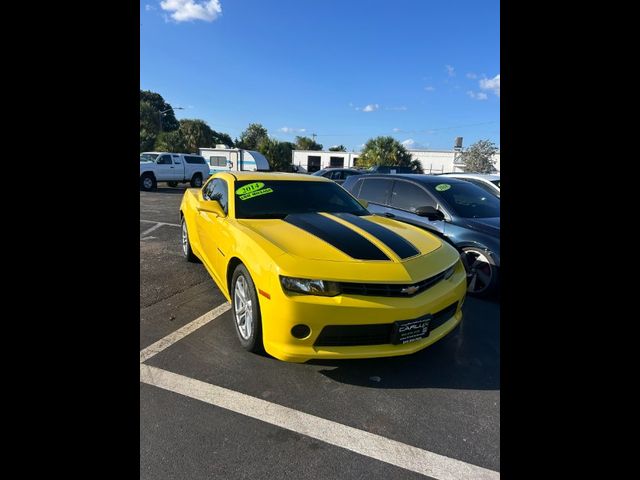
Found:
292,149 -> 500,173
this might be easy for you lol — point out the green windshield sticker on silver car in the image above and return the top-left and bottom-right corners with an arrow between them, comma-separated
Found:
435,184 -> 451,191
236,182 -> 265,196
239,188 -> 273,200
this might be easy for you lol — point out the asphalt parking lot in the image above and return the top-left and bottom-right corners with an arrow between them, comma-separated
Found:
140,184 -> 500,480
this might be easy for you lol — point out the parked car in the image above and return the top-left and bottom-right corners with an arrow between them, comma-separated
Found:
179,172 -> 467,362
342,174 -> 500,296
140,152 -> 210,191
437,173 -> 500,198
311,168 -> 363,184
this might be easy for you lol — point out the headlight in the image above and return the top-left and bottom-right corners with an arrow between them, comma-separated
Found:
443,263 -> 457,280
280,276 -> 341,297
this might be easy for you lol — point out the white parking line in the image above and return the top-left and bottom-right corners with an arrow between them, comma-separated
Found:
140,223 -> 165,236
140,364 -> 499,480
141,219 -> 181,227
140,303 -> 231,363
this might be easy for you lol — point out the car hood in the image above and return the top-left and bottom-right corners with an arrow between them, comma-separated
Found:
460,217 -> 500,237
237,212 -> 459,282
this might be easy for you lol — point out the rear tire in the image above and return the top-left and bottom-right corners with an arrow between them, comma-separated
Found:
461,247 -> 499,297
180,217 -> 199,263
231,264 -> 263,353
190,173 -> 203,188
140,173 -> 156,191
167,181 -> 178,187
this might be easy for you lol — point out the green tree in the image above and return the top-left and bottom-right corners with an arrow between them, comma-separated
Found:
295,136 -> 323,151
154,130 -> 186,152
328,145 -> 347,152
140,100 -> 159,152
358,136 -> 420,171
211,130 -> 235,147
179,119 -> 217,153
140,90 -> 180,132
460,140 -> 498,173
257,137 -> 294,172
237,123 -> 268,150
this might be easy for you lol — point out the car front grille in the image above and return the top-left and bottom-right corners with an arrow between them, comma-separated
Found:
313,301 -> 459,347
338,271 -> 447,297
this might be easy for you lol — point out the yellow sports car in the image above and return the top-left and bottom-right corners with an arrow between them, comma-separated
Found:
180,172 -> 467,363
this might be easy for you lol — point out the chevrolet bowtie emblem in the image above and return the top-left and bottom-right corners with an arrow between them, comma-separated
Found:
401,285 -> 419,295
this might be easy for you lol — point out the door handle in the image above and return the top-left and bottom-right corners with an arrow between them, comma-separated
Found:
383,212 -> 395,218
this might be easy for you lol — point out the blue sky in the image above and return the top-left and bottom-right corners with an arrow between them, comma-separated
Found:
140,0 -> 499,151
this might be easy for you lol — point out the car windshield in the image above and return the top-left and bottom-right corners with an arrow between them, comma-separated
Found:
140,153 -> 159,162
427,181 -> 500,218
311,170 -> 326,176
234,180 -> 369,219
492,179 -> 500,188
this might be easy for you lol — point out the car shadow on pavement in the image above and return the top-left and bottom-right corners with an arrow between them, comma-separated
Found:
142,186 -> 192,195
306,296 -> 500,391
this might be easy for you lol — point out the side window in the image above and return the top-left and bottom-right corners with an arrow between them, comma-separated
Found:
173,155 -> 182,164
359,178 -> 392,205
390,181 -> 435,212
349,178 -> 364,197
157,154 -> 172,165
203,179 -> 216,199
331,171 -> 344,180
210,179 -> 228,214
209,156 -> 227,167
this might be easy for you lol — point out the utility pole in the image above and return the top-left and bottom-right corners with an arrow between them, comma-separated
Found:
312,133 -> 317,142
158,107 -> 184,134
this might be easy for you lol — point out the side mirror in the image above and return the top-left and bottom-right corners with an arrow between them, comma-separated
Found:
414,205 -> 445,221
197,199 -> 225,217
358,199 -> 369,208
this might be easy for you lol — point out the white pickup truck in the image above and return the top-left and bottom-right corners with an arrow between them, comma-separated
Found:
140,152 -> 211,191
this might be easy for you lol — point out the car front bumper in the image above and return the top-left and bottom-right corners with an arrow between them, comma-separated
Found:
259,261 -> 467,363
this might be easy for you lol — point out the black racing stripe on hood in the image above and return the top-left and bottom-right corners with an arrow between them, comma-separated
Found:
334,213 -> 421,259
283,213 -> 390,261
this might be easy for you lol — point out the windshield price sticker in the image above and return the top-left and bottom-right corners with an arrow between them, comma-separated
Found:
236,182 -> 273,200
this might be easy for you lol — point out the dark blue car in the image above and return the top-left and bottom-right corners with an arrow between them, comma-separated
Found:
342,174 -> 500,296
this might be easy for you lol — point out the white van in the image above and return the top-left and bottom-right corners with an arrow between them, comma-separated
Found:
198,145 -> 271,175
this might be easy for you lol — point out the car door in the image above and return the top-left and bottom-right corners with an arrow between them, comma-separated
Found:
155,154 -> 175,181
195,178 -> 230,283
388,179 -> 446,235
171,154 -> 185,180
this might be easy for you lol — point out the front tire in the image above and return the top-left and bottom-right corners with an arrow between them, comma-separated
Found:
190,173 -> 203,188
461,247 -> 499,297
180,217 -> 199,263
140,173 -> 156,191
231,264 -> 263,353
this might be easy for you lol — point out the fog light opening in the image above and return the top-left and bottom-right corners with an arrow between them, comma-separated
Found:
291,324 -> 311,339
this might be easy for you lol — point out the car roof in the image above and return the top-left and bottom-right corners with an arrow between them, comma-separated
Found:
354,173 -> 470,185
215,171 -> 332,182
438,173 -> 500,181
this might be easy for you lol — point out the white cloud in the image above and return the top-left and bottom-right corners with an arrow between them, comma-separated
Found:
160,0 -> 222,22
401,139 -> 416,148
145,4 -> 156,11
358,103 -> 379,112
392,128 -> 401,132
479,74 -> 500,97
466,72 -> 477,79
467,90 -> 488,101
385,106 -> 407,111
424,86 -> 435,92
445,65 -> 455,77
279,126 -> 306,134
